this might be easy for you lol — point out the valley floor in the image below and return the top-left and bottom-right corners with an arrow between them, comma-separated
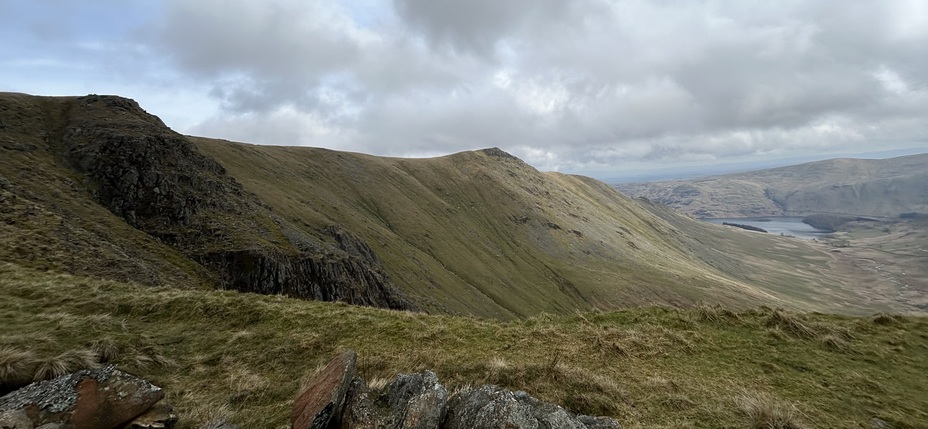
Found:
818,219 -> 928,313
2,263 -> 926,428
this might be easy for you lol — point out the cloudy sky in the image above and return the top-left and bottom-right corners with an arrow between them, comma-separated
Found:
2,1 -> 927,180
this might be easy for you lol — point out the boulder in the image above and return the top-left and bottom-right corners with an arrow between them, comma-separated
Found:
0,365 -> 164,429
342,378 -> 377,429
385,371 -> 448,429
444,385 -> 621,429
344,371 -> 449,429
291,351 -> 357,429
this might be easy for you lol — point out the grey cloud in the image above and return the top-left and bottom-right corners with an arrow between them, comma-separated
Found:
392,0 -> 586,57
147,0 -> 927,177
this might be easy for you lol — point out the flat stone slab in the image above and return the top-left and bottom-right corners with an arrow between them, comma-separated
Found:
0,365 -> 164,429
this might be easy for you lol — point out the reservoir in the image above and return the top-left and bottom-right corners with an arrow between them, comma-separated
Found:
701,217 -> 833,240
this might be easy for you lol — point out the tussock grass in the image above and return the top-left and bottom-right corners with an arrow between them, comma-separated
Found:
737,392 -> 805,429
91,337 -> 120,363
695,301 -> 742,323
0,346 -> 37,392
767,310 -> 817,338
366,376 -> 392,392
1,264 -> 926,428
871,313 -> 902,326
33,348 -> 100,382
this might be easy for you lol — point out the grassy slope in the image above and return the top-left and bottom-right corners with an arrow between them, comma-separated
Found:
2,263 -> 926,429
2,92 -> 915,319
193,138 -> 757,317
193,138 -> 903,317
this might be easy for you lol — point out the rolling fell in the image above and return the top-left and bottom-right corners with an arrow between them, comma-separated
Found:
0,92 -> 915,317
615,154 -> 928,218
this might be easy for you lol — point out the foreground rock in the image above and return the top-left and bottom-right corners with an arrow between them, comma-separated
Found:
0,365 -> 164,429
445,386 -> 620,429
291,351 -> 357,429
343,370 -> 449,429
294,351 -> 621,429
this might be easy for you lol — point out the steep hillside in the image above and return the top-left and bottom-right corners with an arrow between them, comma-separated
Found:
190,139 -> 759,317
615,154 -> 928,218
0,92 -> 413,311
1,92 -> 916,318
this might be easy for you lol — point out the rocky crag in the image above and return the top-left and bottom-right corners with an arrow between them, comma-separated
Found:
0,93 -> 413,311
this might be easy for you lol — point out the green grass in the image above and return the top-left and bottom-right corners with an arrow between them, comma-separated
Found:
3,92 -> 916,321
2,263 -> 926,429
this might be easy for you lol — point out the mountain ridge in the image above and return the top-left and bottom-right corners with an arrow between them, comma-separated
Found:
1,92 -> 918,317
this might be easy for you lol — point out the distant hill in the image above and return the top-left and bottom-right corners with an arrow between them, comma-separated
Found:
1,92 -> 917,317
615,154 -> 928,218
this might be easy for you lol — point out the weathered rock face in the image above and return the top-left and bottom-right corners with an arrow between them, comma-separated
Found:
62,96 -> 242,230
200,248 -> 414,311
344,371 -> 449,429
296,351 -> 622,429
0,365 -> 164,429
444,386 -> 620,429
291,351 -> 357,429
385,371 -> 449,429
44,94 -> 415,311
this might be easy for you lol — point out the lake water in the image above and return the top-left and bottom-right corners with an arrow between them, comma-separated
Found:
701,217 -> 834,240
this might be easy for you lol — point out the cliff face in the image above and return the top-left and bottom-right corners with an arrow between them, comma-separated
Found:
0,93 -> 414,311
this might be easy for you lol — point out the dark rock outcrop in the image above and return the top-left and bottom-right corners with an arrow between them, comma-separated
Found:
295,351 -> 621,429
385,371 -> 449,429
344,371 -> 449,429
0,365 -> 163,429
291,351 -> 357,429
200,249 -> 415,311
45,94 -> 415,311
444,386 -> 619,429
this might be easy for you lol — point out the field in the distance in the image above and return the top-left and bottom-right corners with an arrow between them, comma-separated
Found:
2,263 -> 926,429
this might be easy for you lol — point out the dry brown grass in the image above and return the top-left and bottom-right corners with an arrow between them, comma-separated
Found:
91,337 -> 120,363
33,348 -> 100,382
766,310 -> 817,338
0,346 -> 37,392
2,264 -> 927,428
695,301 -> 743,323
737,392 -> 805,429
